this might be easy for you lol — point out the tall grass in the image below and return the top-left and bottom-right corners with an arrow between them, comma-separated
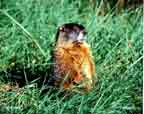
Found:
0,0 -> 143,114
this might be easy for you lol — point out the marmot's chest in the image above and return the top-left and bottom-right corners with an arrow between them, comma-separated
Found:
54,44 -> 88,71
54,43 -> 94,90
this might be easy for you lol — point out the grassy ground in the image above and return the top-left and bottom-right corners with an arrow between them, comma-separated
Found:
0,0 -> 143,114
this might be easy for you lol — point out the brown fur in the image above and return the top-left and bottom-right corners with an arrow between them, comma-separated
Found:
54,40 -> 95,91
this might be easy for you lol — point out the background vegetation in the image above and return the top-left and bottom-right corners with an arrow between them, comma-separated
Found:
0,0 -> 143,114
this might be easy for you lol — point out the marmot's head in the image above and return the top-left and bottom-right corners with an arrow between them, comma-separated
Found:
56,23 -> 87,45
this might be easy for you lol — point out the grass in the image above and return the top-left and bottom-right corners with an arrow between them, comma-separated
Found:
0,0 -> 143,114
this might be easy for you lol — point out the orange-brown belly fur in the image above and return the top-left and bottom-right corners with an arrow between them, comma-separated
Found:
54,42 -> 95,91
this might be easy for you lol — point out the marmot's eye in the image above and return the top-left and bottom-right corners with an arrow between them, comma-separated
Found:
59,27 -> 65,32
